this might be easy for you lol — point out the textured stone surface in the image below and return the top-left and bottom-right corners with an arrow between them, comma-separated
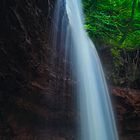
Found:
0,0 -> 75,139
111,87 -> 140,140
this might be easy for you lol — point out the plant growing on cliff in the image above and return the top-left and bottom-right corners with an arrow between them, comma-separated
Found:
83,0 -> 140,88
83,0 -> 140,49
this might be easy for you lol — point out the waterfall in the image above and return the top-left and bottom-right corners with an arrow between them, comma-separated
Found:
52,0 -> 119,140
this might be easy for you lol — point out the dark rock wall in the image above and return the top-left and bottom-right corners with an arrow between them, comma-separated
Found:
0,0 -> 75,139
111,87 -> 140,140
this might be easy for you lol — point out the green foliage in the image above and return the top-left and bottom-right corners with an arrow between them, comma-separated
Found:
83,0 -> 140,88
83,0 -> 140,50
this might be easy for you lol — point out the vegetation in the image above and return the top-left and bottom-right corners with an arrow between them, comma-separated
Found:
83,0 -> 140,88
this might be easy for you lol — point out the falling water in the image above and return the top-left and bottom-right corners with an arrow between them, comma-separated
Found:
52,0 -> 119,140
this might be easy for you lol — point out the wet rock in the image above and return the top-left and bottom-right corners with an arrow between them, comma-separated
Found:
0,0 -> 76,139
111,87 -> 140,140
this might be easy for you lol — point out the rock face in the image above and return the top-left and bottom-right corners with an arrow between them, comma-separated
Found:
0,0 -> 75,139
0,0 -> 140,140
111,87 -> 140,140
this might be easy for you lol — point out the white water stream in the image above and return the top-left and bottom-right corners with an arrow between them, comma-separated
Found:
66,0 -> 119,140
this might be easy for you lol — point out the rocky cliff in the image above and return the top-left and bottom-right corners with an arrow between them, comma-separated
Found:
0,0 -> 75,139
111,87 -> 140,140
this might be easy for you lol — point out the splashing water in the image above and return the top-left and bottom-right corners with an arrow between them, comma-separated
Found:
52,0 -> 119,140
